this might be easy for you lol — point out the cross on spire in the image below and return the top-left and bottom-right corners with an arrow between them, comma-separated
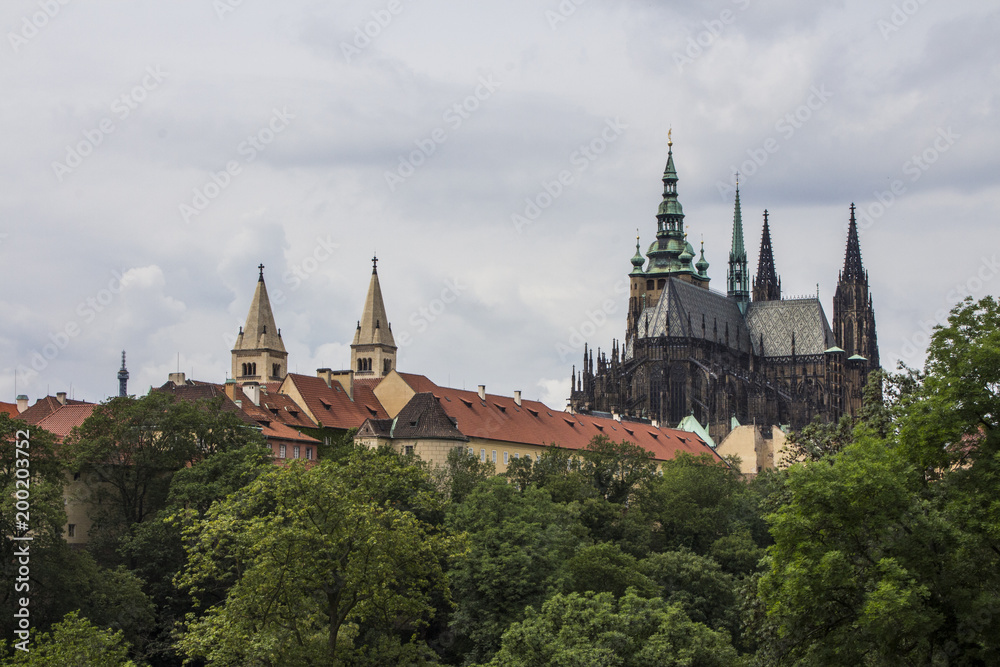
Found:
372,255 -> 378,273
258,264 -> 265,281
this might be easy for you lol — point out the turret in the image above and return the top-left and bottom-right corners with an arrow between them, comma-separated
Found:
752,210 -> 781,302
727,180 -> 750,309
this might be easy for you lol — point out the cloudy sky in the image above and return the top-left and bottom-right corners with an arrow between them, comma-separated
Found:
2,0 -> 997,409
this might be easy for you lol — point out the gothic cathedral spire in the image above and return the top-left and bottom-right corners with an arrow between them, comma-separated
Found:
834,204 -> 880,367
752,210 -> 781,301
232,264 -> 288,383
351,256 -> 397,378
727,179 -> 749,309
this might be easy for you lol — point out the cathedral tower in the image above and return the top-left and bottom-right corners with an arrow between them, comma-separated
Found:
232,265 -> 288,383
752,210 -> 781,301
833,204 -> 880,366
351,256 -> 397,379
727,180 -> 750,310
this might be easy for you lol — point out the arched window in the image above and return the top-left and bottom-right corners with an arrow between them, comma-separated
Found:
383,358 -> 391,375
646,280 -> 654,290
272,363 -> 280,378
250,363 -> 257,376
241,363 -> 247,376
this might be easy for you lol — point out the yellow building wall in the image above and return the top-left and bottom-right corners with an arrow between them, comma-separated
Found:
372,371 -> 416,418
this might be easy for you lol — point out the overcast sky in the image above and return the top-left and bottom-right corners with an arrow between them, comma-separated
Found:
2,0 -> 997,410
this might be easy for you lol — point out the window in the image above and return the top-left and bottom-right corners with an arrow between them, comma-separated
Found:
279,444 -> 286,458
293,446 -> 300,459
404,445 -> 414,456
480,448 -> 486,462
306,447 -> 313,460
536,453 -> 541,461
383,358 -> 391,374
657,279 -> 665,289
468,447 -> 474,457
272,363 -> 280,378
492,450 -> 497,463
67,524 -> 76,538
503,452 -> 509,464
73,472 -> 81,481
514,453 -> 520,459
646,279 -> 654,290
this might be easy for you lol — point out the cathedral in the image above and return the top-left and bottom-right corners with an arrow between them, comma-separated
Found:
569,138 -> 880,444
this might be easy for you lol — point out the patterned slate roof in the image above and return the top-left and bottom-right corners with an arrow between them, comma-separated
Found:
635,278 -> 752,352
745,298 -> 833,357
385,392 -> 468,441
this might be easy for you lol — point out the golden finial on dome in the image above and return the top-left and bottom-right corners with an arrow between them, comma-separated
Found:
668,128 -> 672,147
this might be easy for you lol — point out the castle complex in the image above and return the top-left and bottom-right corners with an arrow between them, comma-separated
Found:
569,139 -> 880,444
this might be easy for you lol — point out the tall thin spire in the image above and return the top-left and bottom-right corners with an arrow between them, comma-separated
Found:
727,177 -> 749,305
752,210 -> 781,302
117,350 -> 129,397
842,203 -> 864,281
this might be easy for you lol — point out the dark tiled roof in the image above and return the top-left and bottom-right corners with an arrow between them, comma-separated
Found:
636,278 -> 753,354
745,298 -> 833,357
393,374 -> 720,463
390,393 -> 468,441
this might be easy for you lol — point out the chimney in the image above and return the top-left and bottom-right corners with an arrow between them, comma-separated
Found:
330,370 -> 353,398
477,385 -> 486,401
612,411 -> 621,422
56,392 -> 67,405
242,382 -> 261,407
317,368 -> 333,388
513,390 -> 521,407
16,395 -> 28,413
224,379 -> 238,401
168,372 -> 186,386
651,418 -> 659,428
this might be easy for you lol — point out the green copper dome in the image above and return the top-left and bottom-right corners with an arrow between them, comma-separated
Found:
630,237 -> 646,274
696,242 -> 709,277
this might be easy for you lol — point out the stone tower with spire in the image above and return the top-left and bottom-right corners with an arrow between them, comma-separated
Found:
727,180 -> 750,311
752,210 -> 781,302
232,265 -> 288,383
351,256 -> 397,379
833,204 -> 880,412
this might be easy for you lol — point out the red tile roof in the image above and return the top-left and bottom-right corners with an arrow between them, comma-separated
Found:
0,402 -> 18,418
395,374 -> 720,463
284,373 -> 387,430
35,404 -> 97,442
19,396 -> 95,426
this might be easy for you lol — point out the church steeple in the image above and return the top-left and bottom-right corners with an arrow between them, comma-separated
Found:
752,210 -> 781,302
727,179 -> 750,308
232,264 -> 287,382
351,256 -> 397,378
842,203 -> 864,282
